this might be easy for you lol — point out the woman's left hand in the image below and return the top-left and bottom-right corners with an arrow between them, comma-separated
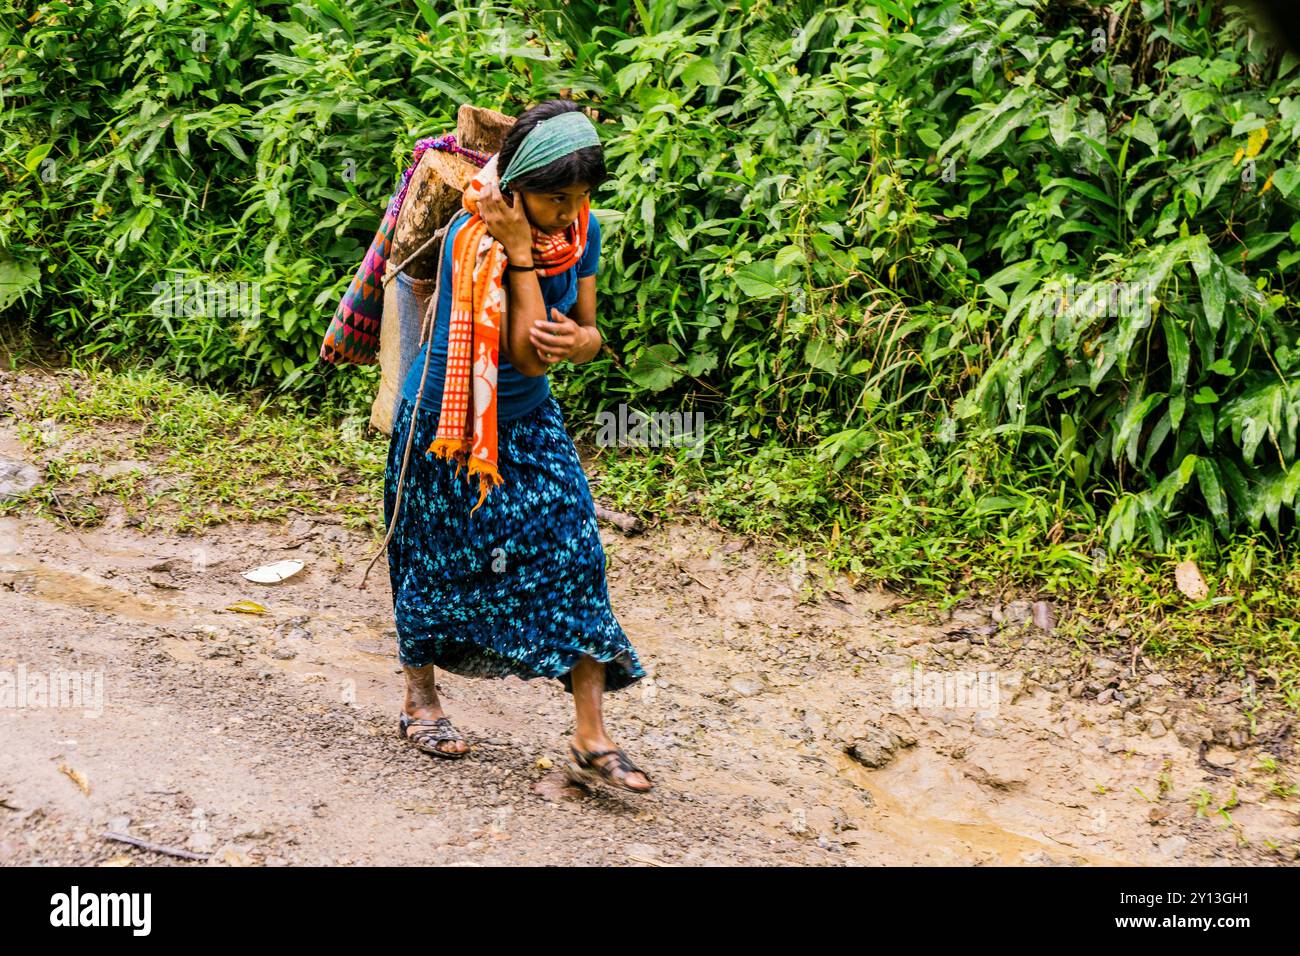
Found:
530,308 -> 583,364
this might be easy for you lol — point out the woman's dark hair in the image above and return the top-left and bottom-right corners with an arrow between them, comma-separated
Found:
497,98 -> 609,195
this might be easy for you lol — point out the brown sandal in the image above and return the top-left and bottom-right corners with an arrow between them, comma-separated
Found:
565,744 -> 653,793
399,711 -> 470,759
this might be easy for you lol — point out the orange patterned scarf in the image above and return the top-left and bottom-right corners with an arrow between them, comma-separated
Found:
427,153 -> 590,514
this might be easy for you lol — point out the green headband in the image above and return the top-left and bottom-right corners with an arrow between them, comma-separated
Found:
499,110 -> 601,189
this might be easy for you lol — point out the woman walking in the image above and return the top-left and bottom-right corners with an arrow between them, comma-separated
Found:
381,99 -> 651,794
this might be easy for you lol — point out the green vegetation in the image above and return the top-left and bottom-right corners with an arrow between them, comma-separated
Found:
4,1 -> 1300,702
3,361 -> 383,532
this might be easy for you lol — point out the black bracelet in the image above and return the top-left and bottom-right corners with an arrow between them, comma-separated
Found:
505,262 -> 536,272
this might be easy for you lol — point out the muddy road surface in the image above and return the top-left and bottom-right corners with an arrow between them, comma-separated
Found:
1,385 -> 1297,866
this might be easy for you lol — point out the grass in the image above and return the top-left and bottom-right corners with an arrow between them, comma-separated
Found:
4,327 -> 1300,713
3,351 -> 383,534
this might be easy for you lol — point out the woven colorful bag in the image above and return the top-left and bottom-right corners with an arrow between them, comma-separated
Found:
319,134 -> 490,365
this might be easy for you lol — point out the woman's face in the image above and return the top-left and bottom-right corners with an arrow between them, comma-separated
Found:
517,182 -> 591,236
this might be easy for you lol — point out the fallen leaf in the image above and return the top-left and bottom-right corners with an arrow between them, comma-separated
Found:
58,764 -> 90,796
98,855 -> 134,867
225,599 -> 267,615
1174,559 -> 1209,601
536,756 -> 554,770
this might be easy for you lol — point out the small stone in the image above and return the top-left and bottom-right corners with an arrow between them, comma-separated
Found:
1148,718 -> 1167,739
1173,717 -> 1211,747
186,831 -> 217,854
727,673 -> 767,698
1091,657 -> 1119,677
949,607 -> 991,625
0,457 -> 41,500
844,726 -> 903,769
627,843 -> 660,861
1002,600 -> 1033,624
1031,601 -> 1055,632
207,843 -> 255,867
1158,835 -> 1188,859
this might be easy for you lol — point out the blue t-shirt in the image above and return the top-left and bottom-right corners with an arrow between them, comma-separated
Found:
399,207 -> 602,422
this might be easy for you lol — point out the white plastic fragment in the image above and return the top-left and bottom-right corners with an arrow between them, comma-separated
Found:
242,559 -> 304,584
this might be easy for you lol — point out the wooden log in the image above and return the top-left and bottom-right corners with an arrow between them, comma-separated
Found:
388,104 -> 516,278
456,101 -> 516,154
594,502 -> 645,535
371,105 -> 517,435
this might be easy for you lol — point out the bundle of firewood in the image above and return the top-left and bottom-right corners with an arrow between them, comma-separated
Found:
370,104 -> 516,435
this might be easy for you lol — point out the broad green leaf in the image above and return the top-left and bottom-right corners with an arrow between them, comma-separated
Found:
24,144 -> 53,173
805,338 -> 840,374
1048,99 -> 1075,148
0,258 -> 41,311
626,343 -> 682,391
733,261 -> 784,299
680,57 -> 722,88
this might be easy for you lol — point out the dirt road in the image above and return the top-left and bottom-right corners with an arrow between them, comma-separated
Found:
1,391 -> 1297,866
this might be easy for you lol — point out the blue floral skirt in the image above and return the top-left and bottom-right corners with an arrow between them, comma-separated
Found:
382,390 -> 645,694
